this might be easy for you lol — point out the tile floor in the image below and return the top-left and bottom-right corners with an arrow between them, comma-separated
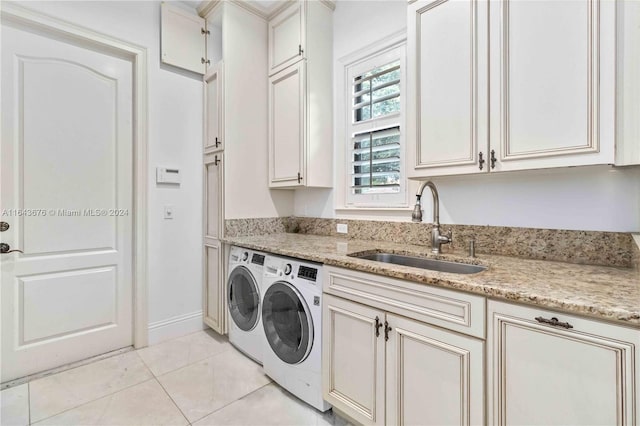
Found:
0,330 -> 348,426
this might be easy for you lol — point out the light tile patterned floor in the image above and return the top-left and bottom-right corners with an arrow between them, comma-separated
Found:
0,330 -> 348,426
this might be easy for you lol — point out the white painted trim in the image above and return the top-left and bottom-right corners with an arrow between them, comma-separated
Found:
1,3 -> 149,348
335,30 -> 409,211
198,0 -> 335,20
148,311 -> 206,345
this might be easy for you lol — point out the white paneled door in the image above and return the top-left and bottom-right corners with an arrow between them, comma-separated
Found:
1,23 -> 133,382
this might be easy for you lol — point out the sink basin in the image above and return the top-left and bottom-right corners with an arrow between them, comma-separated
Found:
350,252 -> 486,274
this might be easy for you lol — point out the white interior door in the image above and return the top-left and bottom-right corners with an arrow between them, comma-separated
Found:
1,22 -> 133,382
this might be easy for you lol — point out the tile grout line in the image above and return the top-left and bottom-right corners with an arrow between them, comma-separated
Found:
28,377 -> 158,425
186,381 -> 274,425
153,377 -> 191,425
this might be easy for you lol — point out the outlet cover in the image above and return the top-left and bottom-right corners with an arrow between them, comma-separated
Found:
337,223 -> 348,234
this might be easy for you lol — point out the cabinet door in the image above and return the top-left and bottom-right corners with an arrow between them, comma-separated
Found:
386,313 -> 484,426
203,152 -> 224,334
203,241 -> 224,334
204,62 -> 223,153
204,152 -> 223,240
488,301 -> 638,425
269,62 -> 305,188
268,2 -> 305,76
161,2 -> 206,74
489,0 -> 616,171
323,295 -> 386,426
407,0 -> 489,177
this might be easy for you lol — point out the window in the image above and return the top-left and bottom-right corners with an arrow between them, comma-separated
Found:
346,43 -> 406,207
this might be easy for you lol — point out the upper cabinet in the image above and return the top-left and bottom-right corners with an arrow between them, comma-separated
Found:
161,2 -> 209,74
268,2 -> 305,76
407,0 -> 637,178
407,0 -> 489,176
268,1 -> 334,189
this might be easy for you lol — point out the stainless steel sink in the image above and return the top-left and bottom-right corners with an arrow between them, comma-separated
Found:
350,252 -> 486,274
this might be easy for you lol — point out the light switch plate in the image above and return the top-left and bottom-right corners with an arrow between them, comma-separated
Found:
164,205 -> 174,220
337,223 -> 348,234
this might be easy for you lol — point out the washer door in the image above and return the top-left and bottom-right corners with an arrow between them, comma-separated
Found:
228,266 -> 260,331
262,281 -> 313,365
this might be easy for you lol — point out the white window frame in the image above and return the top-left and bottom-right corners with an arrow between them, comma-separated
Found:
340,35 -> 407,209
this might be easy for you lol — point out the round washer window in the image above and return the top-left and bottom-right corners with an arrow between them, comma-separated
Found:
262,281 -> 313,365
227,266 -> 260,331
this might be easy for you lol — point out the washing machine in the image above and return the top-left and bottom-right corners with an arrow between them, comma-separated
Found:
261,255 -> 331,412
227,246 -> 266,364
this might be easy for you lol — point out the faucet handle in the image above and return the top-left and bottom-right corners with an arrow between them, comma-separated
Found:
439,229 -> 452,244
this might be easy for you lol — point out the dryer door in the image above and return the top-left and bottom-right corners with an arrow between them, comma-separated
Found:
227,266 -> 260,331
262,281 -> 313,364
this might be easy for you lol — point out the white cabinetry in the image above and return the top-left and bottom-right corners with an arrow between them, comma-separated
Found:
203,149 -> 224,333
268,2 -> 304,75
488,300 -> 639,425
161,2 -> 209,74
408,0 -> 634,177
322,267 -> 485,425
407,0 -> 489,176
268,1 -> 333,189
204,63 -> 223,153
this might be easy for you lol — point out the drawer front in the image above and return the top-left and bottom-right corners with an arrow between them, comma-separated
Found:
323,266 -> 485,338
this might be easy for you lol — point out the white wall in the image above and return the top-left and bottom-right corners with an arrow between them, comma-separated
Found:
293,0 -> 640,233
19,1 -> 206,342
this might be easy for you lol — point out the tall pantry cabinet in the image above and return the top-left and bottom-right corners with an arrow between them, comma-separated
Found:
201,2 -> 271,334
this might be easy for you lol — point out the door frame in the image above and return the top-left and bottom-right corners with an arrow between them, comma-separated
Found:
1,3 -> 149,348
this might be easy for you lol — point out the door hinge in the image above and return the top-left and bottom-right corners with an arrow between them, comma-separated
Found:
478,152 -> 485,170
297,172 -> 303,184
298,44 -> 304,56
490,149 -> 497,169
384,321 -> 392,341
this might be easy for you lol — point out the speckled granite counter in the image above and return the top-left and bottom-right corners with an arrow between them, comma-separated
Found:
222,233 -> 640,327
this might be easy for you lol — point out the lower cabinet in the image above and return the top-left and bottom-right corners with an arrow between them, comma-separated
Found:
323,294 -> 484,426
487,300 -> 639,426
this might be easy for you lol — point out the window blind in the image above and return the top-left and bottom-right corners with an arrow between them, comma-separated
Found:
352,61 -> 400,123
351,126 -> 401,194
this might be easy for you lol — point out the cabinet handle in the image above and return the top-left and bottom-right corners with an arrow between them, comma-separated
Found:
297,172 -> 303,184
384,321 -> 392,341
490,150 -> 497,169
535,316 -> 573,330
215,137 -> 221,148
214,155 -> 221,166
298,44 -> 304,56
374,316 -> 382,337
201,57 -> 211,65
201,28 -> 210,35
0,243 -> 23,254
478,152 -> 485,170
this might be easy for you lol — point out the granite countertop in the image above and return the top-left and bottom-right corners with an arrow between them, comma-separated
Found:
222,233 -> 640,327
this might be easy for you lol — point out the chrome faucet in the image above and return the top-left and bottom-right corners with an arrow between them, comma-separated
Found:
412,181 -> 452,254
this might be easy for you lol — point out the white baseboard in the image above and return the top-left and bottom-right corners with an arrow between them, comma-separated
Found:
148,311 -> 206,345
